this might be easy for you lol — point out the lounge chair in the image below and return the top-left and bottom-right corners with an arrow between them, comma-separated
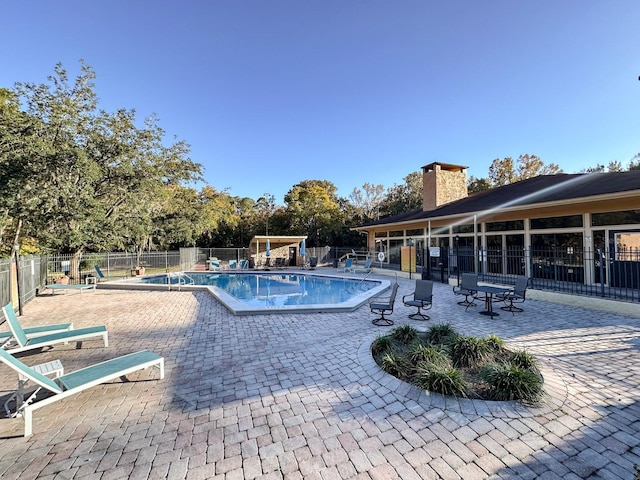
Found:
45,282 -> 96,294
0,321 -> 74,350
453,273 -> 479,308
1,303 -> 108,354
239,259 -> 249,270
228,259 -> 237,270
498,275 -> 529,313
337,258 -> 354,272
209,258 -> 221,271
93,265 -> 124,281
402,280 -> 434,321
0,348 -> 164,436
352,257 -> 372,274
369,283 -> 399,326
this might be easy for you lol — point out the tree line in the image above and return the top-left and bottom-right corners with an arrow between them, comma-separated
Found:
2,62 -> 638,260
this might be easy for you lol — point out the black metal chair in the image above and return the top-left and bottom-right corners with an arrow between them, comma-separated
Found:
498,275 -> 529,313
402,280 -> 433,321
369,283 -> 399,326
453,273 -> 479,308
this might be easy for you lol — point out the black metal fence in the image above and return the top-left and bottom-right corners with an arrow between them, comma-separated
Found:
2,245 -> 638,317
447,246 -> 640,303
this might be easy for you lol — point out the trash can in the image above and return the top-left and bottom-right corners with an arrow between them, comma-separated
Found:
332,259 -> 338,268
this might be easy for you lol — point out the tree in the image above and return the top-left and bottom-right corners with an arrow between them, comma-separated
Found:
255,193 -> 276,236
467,175 -> 492,194
379,171 -> 422,217
1,61 -> 202,276
349,183 -> 385,222
284,180 -> 342,246
488,154 -> 561,187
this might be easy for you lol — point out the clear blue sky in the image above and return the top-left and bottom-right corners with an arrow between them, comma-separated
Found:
2,1 -> 639,204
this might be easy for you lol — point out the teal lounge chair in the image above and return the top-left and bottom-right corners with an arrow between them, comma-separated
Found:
352,257 -> 372,273
45,282 -> 96,294
1,303 -> 108,354
337,258 -> 354,272
0,320 -> 74,350
209,258 -> 221,271
0,348 -> 164,436
94,265 -> 124,281
239,259 -> 249,270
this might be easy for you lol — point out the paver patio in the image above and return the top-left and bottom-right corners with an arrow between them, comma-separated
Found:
0,274 -> 639,479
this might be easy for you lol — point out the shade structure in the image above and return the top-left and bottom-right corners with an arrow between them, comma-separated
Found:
300,239 -> 306,257
265,239 -> 271,257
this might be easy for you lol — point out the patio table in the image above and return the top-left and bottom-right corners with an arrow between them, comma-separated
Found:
474,285 -> 511,318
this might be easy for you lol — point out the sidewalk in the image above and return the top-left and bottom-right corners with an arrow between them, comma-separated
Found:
0,275 -> 638,479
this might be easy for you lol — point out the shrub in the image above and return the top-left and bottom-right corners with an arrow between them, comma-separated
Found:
391,325 -> 418,344
414,363 -> 468,398
380,351 -> 409,379
481,362 -> 543,403
407,343 -> 449,369
450,335 -> 490,368
508,349 -> 538,371
484,334 -> 505,353
427,323 -> 458,345
371,335 -> 393,356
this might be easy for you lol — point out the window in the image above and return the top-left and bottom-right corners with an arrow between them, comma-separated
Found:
452,224 -> 474,234
531,215 -> 582,229
486,220 -> 524,232
592,210 -> 640,226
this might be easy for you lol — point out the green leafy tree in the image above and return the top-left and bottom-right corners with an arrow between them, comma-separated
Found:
467,175 -> 492,194
284,180 -> 342,246
2,61 -> 202,276
379,171 -> 422,217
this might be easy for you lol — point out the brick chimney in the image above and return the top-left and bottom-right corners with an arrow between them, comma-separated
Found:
422,162 -> 468,211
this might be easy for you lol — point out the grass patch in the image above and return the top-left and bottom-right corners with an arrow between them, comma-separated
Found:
371,324 -> 545,404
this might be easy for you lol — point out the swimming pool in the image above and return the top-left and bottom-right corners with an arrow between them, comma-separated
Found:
131,272 -> 389,315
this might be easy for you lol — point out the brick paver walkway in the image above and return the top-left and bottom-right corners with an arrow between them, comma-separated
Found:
0,274 -> 639,479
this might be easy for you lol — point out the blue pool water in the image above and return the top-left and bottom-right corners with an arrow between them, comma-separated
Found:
135,272 -> 389,315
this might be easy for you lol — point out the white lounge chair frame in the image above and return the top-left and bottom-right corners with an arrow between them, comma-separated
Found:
0,321 -> 74,350
2,303 -> 108,354
0,348 -> 164,436
352,257 -> 373,274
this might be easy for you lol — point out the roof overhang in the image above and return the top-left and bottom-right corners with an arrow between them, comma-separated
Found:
353,189 -> 640,232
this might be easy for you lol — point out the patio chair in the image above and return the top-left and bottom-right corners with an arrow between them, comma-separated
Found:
228,259 -> 238,269
453,273 -> 479,308
1,303 -> 108,354
369,283 -> 399,326
0,348 -> 164,436
209,258 -> 221,271
239,259 -> 249,270
402,280 -> 433,321
498,275 -> 529,313
337,258 -> 354,272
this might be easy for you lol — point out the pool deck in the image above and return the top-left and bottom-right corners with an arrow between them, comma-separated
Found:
0,270 -> 639,479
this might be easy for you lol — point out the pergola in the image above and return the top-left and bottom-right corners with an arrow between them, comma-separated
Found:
249,235 -> 308,266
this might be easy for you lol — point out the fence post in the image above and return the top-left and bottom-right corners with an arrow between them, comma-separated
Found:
14,246 -> 23,315
598,248 -> 605,297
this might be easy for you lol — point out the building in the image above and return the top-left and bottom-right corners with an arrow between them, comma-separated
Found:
354,163 -> 640,291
